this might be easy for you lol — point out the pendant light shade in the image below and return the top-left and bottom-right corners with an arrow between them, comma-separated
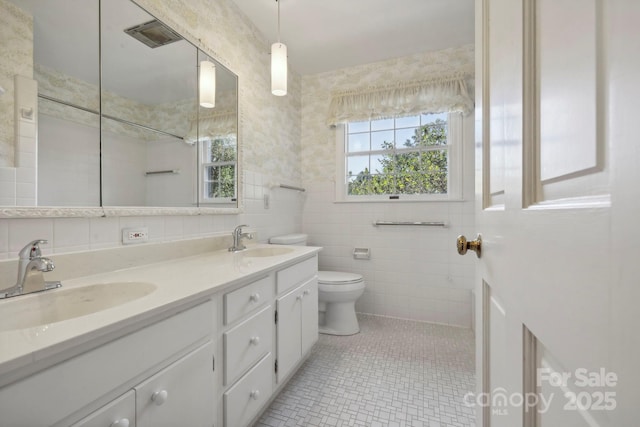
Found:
271,0 -> 287,96
271,42 -> 287,96
199,60 -> 216,108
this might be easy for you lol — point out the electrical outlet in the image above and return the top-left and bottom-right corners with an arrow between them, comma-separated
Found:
122,227 -> 149,245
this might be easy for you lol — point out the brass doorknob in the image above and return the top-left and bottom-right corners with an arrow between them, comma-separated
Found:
457,234 -> 482,258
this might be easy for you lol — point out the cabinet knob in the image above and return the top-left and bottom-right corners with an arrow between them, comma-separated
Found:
249,293 -> 260,302
296,295 -> 303,301
151,390 -> 169,406
250,390 -> 260,400
110,419 -> 130,427
303,290 -> 310,296
249,336 -> 260,345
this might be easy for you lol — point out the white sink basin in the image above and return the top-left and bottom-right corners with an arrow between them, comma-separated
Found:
242,247 -> 293,257
0,282 -> 156,332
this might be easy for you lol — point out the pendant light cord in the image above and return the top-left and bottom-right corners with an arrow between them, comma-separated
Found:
277,0 -> 281,43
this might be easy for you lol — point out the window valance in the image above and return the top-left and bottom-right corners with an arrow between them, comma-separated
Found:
185,109 -> 237,144
326,73 -> 473,126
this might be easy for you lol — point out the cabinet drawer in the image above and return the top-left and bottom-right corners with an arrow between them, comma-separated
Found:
224,353 -> 273,427
276,255 -> 317,294
224,275 -> 273,325
71,390 -> 135,427
224,305 -> 272,386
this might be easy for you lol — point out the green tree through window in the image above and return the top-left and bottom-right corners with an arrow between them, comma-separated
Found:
347,117 -> 448,196
203,137 -> 236,201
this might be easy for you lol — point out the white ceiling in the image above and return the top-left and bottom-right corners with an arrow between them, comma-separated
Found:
231,0 -> 475,75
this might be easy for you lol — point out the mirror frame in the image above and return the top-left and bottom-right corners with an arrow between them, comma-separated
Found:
0,0 -> 243,218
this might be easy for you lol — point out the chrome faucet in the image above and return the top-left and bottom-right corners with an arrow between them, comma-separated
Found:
229,225 -> 254,252
0,240 -> 61,299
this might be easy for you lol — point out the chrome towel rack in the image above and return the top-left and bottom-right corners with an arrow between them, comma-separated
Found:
145,169 -> 179,176
278,184 -> 306,192
373,221 -> 447,227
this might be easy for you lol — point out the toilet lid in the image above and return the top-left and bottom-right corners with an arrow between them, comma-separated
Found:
318,271 -> 363,285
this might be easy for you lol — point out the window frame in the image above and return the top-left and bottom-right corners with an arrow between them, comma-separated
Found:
335,112 -> 464,202
200,138 -> 237,204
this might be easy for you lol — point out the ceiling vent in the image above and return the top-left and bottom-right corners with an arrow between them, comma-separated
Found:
124,19 -> 183,48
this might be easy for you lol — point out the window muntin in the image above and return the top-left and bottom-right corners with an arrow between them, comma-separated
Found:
201,137 -> 236,203
343,113 -> 452,198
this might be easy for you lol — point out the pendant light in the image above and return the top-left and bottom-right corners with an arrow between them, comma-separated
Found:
271,0 -> 287,96
199,60 -> 216,108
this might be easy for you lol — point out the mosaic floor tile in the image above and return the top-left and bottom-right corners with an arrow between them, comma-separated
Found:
254,314 -> 476,427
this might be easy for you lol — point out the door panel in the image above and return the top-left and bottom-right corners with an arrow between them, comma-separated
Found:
537,346 -> 607,427
485,0 -> 518,207
487,293 -> 510,427
530,0 -> 608,203
473,0 -> 635,425
538,0 -> 598,182
609,2 -> 640,425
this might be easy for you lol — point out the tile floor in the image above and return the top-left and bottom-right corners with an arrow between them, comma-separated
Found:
254,314 -> 476,427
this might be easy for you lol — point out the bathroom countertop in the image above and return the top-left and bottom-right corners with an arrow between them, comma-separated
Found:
0,243 -> 321,383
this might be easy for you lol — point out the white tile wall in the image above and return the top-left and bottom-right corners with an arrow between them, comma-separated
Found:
2,76 -> 40,207
145,137 -> 196,207
236,170 -> 304,243
37,114 -> 100,206
301,117 -> 476,328
299,46 -> 477,328
0,169 -> 303,261
302,182 -> 475,328
0,167 -> 16,206
102,131 -> 146,206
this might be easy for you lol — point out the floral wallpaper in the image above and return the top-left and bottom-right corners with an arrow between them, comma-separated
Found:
0,0 -> 32,167
138,0 -> 303,186
1,0 -> 303,184
300,44 -> 475,184
36,64 -> 237,144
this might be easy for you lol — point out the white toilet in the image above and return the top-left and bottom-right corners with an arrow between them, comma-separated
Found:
269,234 -> 365,336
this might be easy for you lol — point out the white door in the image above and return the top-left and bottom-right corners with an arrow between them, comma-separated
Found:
471,0 -> 639,426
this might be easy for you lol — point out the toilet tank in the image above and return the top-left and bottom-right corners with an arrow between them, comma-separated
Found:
269,234 -> 308,245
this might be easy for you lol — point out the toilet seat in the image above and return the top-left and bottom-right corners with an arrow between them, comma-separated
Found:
318,271 -> 363,285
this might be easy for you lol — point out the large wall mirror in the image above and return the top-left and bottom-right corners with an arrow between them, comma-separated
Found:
0,0 -> 239,216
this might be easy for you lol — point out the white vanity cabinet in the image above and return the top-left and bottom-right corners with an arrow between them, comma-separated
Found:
222,276 -> 274,427
134,340 -> 214,427
0,300 -> 215,427
71,390 -> 136,427
275,257 -> 319,383
221,254 -> 319,427
0,247 -> 321,427
72,340 -> 214,427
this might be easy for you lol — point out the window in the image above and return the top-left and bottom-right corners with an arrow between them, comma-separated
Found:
201,137 -> 236,203
336,112 -> 463,201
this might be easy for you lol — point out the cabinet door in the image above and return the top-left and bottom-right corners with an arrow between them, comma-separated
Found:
71,390 -> 135,427
135,341 -> 214,427
300,277 -> 318,356
276,287 -> 302,383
